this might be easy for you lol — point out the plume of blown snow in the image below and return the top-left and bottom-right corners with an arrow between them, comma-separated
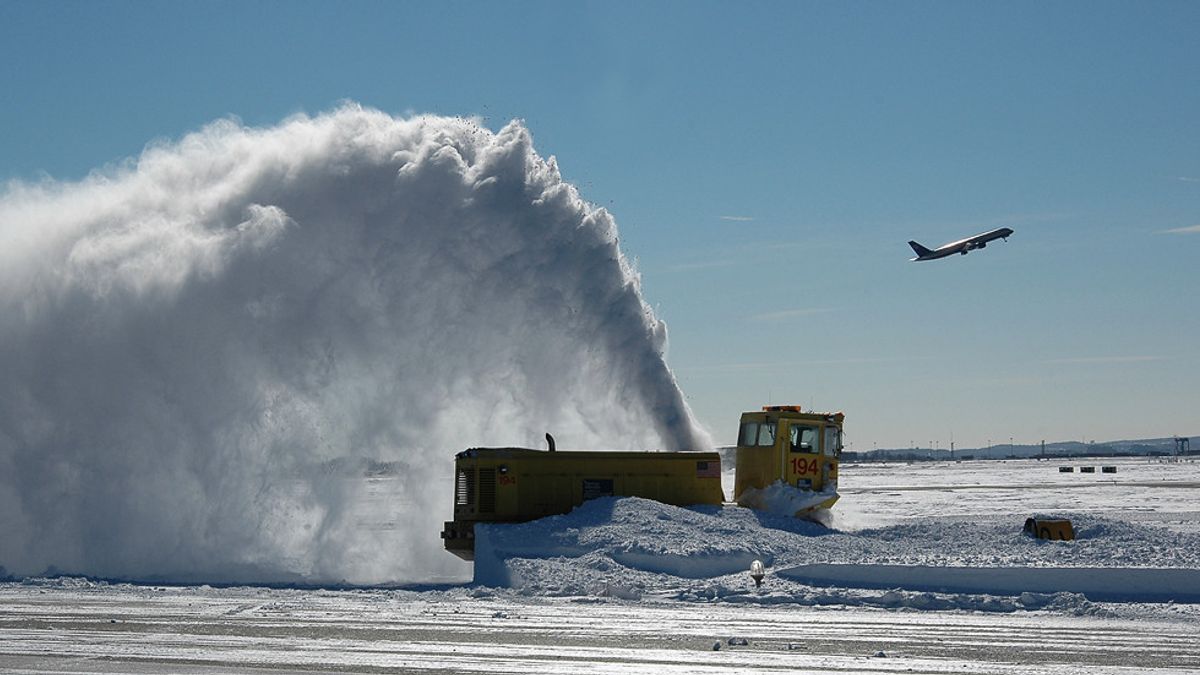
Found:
0,105 -> 712,584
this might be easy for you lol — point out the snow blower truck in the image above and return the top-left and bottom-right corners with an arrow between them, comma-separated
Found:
441,405 -> 844,560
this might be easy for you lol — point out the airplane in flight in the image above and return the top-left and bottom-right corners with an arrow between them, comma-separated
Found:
908,227 -> 1014,261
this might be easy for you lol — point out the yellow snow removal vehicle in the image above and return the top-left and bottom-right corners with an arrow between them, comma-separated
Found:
733,406 -> 843,514
441,406 -> 844,560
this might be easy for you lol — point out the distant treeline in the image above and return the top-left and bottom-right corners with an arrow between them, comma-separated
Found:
844,437 -> 1195,463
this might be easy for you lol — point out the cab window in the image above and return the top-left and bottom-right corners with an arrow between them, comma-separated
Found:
758,422 -> 777,446
738,422 -> 758,446
790,425 -> 817,452
739,421 -> 776,447
823,427 -> 842,456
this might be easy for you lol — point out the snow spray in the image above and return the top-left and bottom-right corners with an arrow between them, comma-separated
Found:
0,105 -> 712,584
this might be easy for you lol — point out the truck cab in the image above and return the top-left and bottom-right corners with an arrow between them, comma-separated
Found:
733,406 -> 844,514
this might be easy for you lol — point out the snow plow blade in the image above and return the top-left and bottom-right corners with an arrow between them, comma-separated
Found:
736,482 -> 839,518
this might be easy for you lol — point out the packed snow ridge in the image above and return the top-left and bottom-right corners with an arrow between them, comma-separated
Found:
475,495 -> 1200,607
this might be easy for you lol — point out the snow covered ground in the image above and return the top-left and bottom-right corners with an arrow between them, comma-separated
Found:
2,579 -> 1198,674
833,455 -> 1200,535
2,456 -> 1199,673
475,456 -> 1200,604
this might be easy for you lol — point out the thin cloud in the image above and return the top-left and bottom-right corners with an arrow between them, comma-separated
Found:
991,211 -> 1073,226
668,259 -> 737,272
901,212 -> 1072,233
750,307 -> 833,321
971,375 -> 1050,388
1042,356 -> 1165,365
677,355 -> 935,374
732,240 -> 810,253
1176,176 -> 1200,183
719,215 -> 754,222
1163,224 -> 1200,234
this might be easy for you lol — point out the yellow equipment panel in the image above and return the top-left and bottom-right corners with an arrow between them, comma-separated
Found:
442,447 -> 724,560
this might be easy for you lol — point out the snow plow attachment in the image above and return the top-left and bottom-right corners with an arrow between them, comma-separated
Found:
1024,517 -> 1075,541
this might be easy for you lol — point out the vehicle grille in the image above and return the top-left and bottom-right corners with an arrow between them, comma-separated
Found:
478,468 -> 496,514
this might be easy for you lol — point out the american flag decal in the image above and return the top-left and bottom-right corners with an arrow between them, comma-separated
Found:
696,460 -> 720,478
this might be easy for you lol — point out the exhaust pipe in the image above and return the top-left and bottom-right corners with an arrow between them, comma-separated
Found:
545,432 -> 556,452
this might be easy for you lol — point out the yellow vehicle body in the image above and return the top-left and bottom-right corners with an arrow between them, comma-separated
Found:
441,405 -> 845,559
733,406 -> 844,515
441,447 -> 724,560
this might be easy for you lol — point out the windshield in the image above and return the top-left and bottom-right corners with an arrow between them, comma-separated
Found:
790,425 -> 817,452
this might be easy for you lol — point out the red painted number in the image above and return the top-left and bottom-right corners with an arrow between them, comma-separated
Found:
790,458 -> 818,475
499,475 -> 517,486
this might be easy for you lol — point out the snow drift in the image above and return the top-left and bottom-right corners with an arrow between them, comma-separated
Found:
0,105 -> 711,584
474,495 -> 1200,605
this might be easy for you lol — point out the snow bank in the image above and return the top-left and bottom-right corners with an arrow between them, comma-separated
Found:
474,495 -> 1200,607
474,497 -> 801,587
778,564 -> 1200,603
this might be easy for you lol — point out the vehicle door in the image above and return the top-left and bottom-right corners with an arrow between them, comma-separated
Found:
783,420 -> 820,490
821,424 -> 842,490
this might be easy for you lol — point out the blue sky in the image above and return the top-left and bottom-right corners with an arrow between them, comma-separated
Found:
2,1 -> 1197,450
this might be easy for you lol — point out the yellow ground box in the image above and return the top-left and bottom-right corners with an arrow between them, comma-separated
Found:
1024,517 -> 1075,541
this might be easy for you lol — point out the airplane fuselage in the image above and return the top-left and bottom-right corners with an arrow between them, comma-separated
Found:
909,227 -> 1013,261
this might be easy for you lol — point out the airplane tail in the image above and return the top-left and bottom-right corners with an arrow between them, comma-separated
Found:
908,241 -> 933,257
